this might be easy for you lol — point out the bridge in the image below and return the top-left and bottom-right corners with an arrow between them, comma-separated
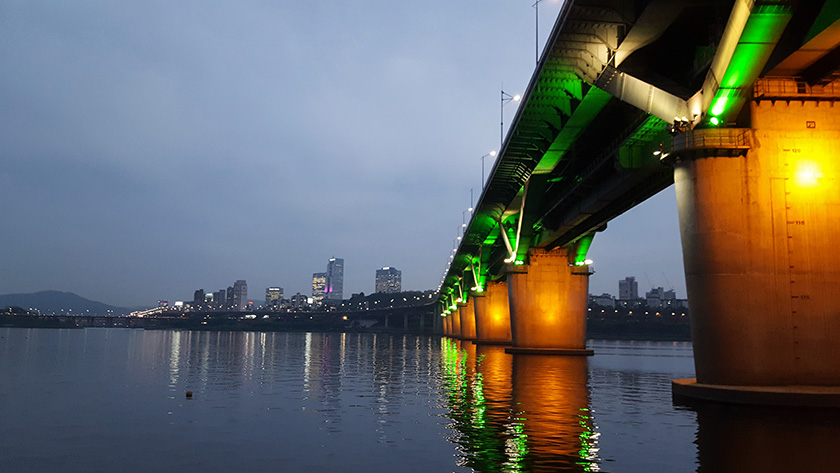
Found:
437,0 -> 840,405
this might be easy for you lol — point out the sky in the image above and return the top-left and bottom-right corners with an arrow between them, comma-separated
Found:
0,0 -> 686,308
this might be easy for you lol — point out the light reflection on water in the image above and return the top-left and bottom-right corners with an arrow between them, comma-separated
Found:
2,328 -> 840,472
440,339 -> 599,472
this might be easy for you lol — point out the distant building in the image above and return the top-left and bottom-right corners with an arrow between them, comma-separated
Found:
212,290 -> 226,309
265,287 -> 284,310
230,280 -> 248,311
645,287 -> 663,307
616,298 -> 644,309
618,277 -> 638,300
375,267 -> 402,293
290,292 -> 309,310
645,287 -> 683,308
590,293 -> 615,308
326,258 -> 344,301
312,272 -> 327,304
193,289 -> 205,307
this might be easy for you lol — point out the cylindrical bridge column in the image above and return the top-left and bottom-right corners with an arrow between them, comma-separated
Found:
473,282 -> 512,344
672,95 -> 840,405
450,306 -> 462,339
458,299 -> 477,340
505,247 -> 592,355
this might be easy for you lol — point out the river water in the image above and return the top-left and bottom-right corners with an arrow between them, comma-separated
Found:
1,328 -> 838,472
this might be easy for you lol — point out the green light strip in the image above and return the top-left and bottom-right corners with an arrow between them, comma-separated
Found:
708,5 -> 792,125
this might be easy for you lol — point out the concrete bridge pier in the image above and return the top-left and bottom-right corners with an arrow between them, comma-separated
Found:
450,307 -> 462,339
672,94 -> 840,406
458,300 -> 477,340
443,313 -> 452,337
505,247 -> 593,355
472,283 -> 512,345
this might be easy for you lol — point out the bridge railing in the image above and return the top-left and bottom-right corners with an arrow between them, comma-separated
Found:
669,128 -> 751,153
754,78 -> 840,99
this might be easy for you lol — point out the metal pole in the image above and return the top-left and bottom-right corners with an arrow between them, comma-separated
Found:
535,0 -> 539,64
500,87 -> 504,150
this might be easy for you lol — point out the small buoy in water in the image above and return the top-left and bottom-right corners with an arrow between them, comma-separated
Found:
186,390 -> 193,399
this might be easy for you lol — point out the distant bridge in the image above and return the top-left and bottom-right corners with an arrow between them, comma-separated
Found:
1,304 -> 437,333
438,0 -> 840,406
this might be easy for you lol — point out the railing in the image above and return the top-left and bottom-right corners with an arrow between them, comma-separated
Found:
754,78 -> 840,99
669,128 -> 751,153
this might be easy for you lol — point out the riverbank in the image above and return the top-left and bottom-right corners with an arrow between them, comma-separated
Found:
1,314 -> 691,341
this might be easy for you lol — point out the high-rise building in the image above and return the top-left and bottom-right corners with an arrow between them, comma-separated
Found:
213,290 -> 226,309
325,257 -> 344,301
291,293 -> 309,310
265,287 -> 284,309
375,267 -> 401,293
193,289 -> 205,307
618,277 -> 639,300
312,272 -> 327,304
230,280 -> 248,311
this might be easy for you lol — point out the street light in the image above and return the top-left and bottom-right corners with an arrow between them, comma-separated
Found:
481,150 -> 497,190
533,0 -> 557,64
501,89 -> 521,149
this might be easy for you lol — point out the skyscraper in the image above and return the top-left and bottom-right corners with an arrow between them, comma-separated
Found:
312,272 -> 327,304
265,287 -> 284,310
325,257 -> 344,301
375,267 -> 401,293
618,277 -> 638,300
230,280 -> 248,311
213,290 -> 226,309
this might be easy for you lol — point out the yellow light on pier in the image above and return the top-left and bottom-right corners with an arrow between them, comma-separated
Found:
794,161 -> 823,188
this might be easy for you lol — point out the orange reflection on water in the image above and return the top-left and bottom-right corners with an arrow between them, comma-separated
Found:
511,355 -> 598,471
442,340 -> 599,472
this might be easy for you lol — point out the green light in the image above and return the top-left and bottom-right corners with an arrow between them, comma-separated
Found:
572,233 -> 595,266
705,8 -> 791,122
710,116 -> 720,126
710,96 -> 728,117
514,260 -> 524,266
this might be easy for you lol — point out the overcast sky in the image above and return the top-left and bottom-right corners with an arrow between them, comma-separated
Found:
0,1 -> 686,308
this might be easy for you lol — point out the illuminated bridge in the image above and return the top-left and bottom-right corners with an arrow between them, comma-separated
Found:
437,0 -> 840,405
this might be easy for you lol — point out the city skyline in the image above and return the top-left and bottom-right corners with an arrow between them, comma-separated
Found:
0,1 -> 686,307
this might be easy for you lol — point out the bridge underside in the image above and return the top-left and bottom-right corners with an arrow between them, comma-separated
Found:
438,0 -> 840,405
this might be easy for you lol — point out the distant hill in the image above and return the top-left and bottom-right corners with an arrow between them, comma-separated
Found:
0,291 -> 132,316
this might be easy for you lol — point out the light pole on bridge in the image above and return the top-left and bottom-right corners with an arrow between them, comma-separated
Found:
532,0 -> 558,65
481,151 -> 497,190
501,89 -> 521,151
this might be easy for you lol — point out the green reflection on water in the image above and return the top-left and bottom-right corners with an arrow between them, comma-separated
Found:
439,339 -> 600,472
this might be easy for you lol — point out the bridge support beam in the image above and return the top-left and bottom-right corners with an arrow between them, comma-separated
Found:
673,97 -> 840,406
473,283 -> 512,344
505,248 -> 593,355
443,314 -> 452,337
458,300 -> 477,340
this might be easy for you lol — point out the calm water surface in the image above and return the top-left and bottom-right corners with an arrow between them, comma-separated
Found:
1,328 -> 838,472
